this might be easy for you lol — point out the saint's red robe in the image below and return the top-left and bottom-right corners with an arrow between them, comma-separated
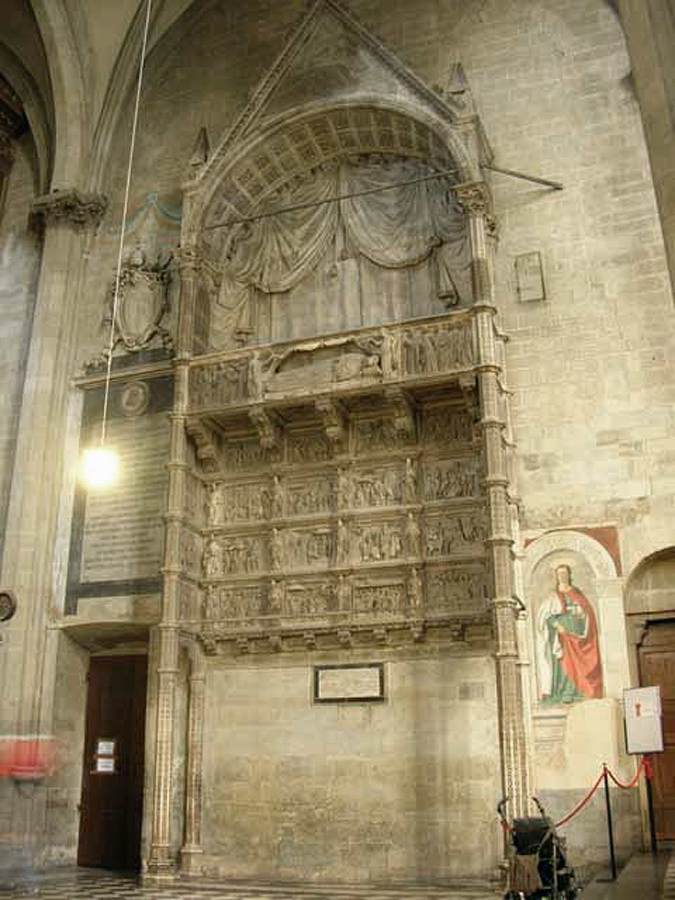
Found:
557,586 -> 603,699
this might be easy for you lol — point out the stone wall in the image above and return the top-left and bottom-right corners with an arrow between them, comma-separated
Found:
201,650 -> 501,884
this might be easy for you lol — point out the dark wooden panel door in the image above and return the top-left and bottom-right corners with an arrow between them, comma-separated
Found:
78,655 -> 148,869
639,621 -> 675,840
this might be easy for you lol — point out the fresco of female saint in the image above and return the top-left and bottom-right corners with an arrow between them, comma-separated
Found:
536,564 -> 603,704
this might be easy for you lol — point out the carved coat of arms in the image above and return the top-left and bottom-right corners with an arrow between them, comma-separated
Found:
109,246 -> 174,352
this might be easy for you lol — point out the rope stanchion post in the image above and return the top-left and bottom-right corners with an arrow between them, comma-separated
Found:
644,754 -> 658,856
602,763 -> 617,882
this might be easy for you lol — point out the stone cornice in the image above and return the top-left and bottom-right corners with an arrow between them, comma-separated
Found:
30,188 -> 108,230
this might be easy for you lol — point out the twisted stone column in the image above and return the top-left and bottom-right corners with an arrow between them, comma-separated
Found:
456,182 -> 530,817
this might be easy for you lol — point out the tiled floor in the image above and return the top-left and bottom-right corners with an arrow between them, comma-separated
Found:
0,868 -> 497,900
580,850 -> 672,900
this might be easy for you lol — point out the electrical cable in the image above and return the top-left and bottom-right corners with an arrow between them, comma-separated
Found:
100,0 -> 153,446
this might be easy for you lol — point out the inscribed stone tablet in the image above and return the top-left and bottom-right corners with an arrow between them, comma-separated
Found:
314,663 -> 384,702
515,251 -> 545,302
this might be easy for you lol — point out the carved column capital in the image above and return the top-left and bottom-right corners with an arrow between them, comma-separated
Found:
453,181 -> 492,217
29,189 -> 108,231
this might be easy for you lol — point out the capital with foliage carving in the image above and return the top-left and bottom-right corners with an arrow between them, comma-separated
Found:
453,181 -> 492,218
30,189 -> 108,231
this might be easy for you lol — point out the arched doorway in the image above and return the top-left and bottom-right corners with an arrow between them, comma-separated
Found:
626,548 -> 675,840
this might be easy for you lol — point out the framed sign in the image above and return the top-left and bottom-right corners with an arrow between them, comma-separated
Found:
96,738 -> 116,756
92,736 -> 117,774
313,663 -> 385,703
94,757 -> 115,774
624,686 -> 664,754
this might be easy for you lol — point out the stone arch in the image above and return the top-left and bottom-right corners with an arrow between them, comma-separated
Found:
0,43 -> 52,191
625,547 -> 675,619
186,97 -> 477,243
29,0 -> 87,187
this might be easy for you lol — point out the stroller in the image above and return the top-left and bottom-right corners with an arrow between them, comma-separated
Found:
498,796 -> 578,899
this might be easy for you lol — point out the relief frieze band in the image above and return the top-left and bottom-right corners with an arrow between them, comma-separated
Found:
187,314 -> 475,414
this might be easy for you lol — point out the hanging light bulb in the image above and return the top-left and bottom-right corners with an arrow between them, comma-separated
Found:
78,0 -> 153,492
81,446 -> 120,489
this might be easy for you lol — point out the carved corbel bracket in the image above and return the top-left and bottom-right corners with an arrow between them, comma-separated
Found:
453,181 -> 492,219
185,419 -> 220,474
303,632 -> 317,651
249,406 -> 282,449
337,629 -> 352,648
268,634 -> 283,653
198,629 -> 218,656
384,387 -> 416,441
315,398 -> 346,448
373,627 -> 389,646
236,637 -> 250,654
458,373 -> 479,420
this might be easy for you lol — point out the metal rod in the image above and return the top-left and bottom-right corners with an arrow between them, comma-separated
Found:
645,755 -> 658,856
205,165 -> 461,230
482,163 -> 563,191
603,764 -> 618,881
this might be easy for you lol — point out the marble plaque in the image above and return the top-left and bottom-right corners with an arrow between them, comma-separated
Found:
314,663 -> 385,702
80,412 -> 169,583
515,251 -> 545,302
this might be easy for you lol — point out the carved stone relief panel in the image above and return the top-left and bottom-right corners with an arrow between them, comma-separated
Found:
202,533 -> 266,578
421,407 -> 474,446
207,480 -> 268,525
401,321 -> 474,376
285,578 -> 337,618
424,510 -> 487,559
353,520 -> 405,564
287,430 -> 332,464
204,583 -> 268,619
353,417 -> 409,454
221,438 -> 281,471
179,582 -> 202,620
423,457 -> 481,501
353,580 -> 405,616
351,463 -> 405,509
185,472 -> 205,526
425,565 -> 488,615
286,475 -> 335,517
278,526 -> 334,572
190,358 -> 250,409
180,528 -> 203,580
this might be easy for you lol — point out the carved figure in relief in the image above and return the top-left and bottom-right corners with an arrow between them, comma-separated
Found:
207,483 -> 225,525
427,569 -> 485,611
337,467 -> 351,508
307,530 -> 332,564
247,352 -> 264,400
272,474 -> 284,517
409,567 -> 423,610
404,457 -> 417,504
270,578 -> 284,612
271,528 -> 284,571
355,584 -> 402,614
405,513 -> 422,558
336,574 -> 351,610
288,434 -> 330,463
424,461 -> 478,500
423,410 -> 472,445
382,331 -> 400,376
203,537 -> 222,578
336,518 -> 350,565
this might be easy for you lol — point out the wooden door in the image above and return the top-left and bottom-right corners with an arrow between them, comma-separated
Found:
639,621 -> 675,839
77,655 -> 148,869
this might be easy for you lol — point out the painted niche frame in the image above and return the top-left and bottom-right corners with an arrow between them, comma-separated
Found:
522,530 -> 626,708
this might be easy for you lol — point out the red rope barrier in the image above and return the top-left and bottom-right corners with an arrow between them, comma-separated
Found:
498,755 -> 651,832
554,770 -> 605,828
606,756 -> 646,790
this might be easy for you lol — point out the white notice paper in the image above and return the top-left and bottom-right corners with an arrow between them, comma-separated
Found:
624,686 -> 664,754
